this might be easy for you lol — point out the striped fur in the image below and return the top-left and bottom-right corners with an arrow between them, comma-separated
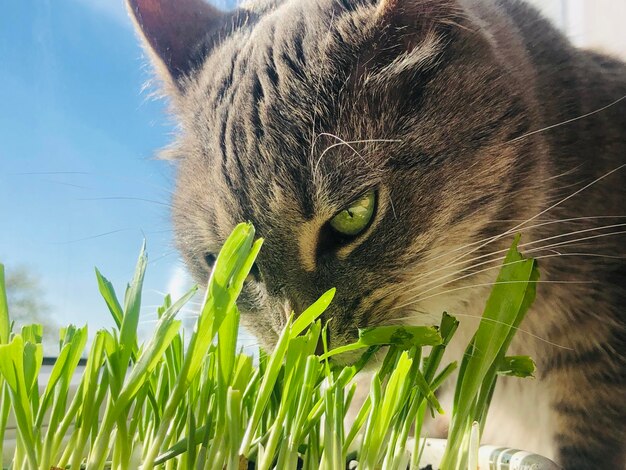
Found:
128,0 -> 626,467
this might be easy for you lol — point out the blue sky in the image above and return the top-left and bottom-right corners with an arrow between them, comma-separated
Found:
0,0 -> 236,344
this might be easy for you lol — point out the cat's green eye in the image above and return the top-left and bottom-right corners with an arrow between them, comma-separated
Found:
329,190 -> 376,237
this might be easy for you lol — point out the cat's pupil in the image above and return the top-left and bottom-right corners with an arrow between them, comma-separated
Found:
317,223 -> 354,256
203,253 -> 216,269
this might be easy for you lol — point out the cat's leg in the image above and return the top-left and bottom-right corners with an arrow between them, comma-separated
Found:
546,328 -> 626,469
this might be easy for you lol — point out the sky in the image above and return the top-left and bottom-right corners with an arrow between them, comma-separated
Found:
0,0 -> 238,350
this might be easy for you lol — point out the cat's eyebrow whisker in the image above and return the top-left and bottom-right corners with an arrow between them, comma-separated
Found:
506,94 -> 626,144
313,132 -> 402,150
315,133 -> 365,169
314,133 -> 400,171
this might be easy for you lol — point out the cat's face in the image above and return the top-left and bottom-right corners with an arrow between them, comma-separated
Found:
130,0 -> 546,357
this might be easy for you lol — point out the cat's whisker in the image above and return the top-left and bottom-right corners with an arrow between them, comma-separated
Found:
507,94 -> 626,144
396,255 -> 525,300
392,247 -> 626,310
381,218 -> 626,302
391,229 -> 626,312
520,223 -> 626,249
488,215 -> 626,223
379,246 -> 512,302
541,164 -> 584,182
390,311 -> 574,351
525,230 -> 626,254
389,225 -> 626,303
78,196 -> 172,207
535,252 -> 626,261
146,250 -> 178,267
393,279 -> 595,312
420,164 -> 626,278
395,213 -> 625,289
432,222 -> 626,287
138,300 -> 199,317
52,228 -> 131,245
144,228 -> 174,234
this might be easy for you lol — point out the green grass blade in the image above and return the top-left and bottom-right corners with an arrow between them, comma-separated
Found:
497,355 -> 536,378
119,241 -> 147,363
36,325 -> 88,427
186,224 -> 258,387
442,236 -> 539,469
0,265 -> 9,345
239,315 -> 292,456
0,335 -> 38,467
95,268 -> 124,329
358,325 -> 442,349
290,288 -> 335,338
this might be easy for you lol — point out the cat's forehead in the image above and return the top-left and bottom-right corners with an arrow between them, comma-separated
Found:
175,2 -> 391,231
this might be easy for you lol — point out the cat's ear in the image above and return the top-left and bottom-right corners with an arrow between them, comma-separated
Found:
127,0 -> 226,88
375,0 -> 464,26
374,0 -> 467,48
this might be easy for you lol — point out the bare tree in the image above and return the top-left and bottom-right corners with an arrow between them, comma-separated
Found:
4,266 -> 59,345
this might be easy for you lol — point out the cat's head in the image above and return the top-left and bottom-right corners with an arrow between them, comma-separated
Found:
129,0 -> 547,357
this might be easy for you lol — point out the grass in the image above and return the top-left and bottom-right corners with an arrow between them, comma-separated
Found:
0,223 -> 538,470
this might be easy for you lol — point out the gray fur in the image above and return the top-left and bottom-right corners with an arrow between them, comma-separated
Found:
129,0 -> 626,467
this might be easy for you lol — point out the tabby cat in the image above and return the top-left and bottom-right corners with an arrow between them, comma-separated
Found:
127,0 -> 626,467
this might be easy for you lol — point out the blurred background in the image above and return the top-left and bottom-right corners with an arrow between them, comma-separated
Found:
0,0 -> 624,354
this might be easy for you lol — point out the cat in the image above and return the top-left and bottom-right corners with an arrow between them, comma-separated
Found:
127,0 -> 626,467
